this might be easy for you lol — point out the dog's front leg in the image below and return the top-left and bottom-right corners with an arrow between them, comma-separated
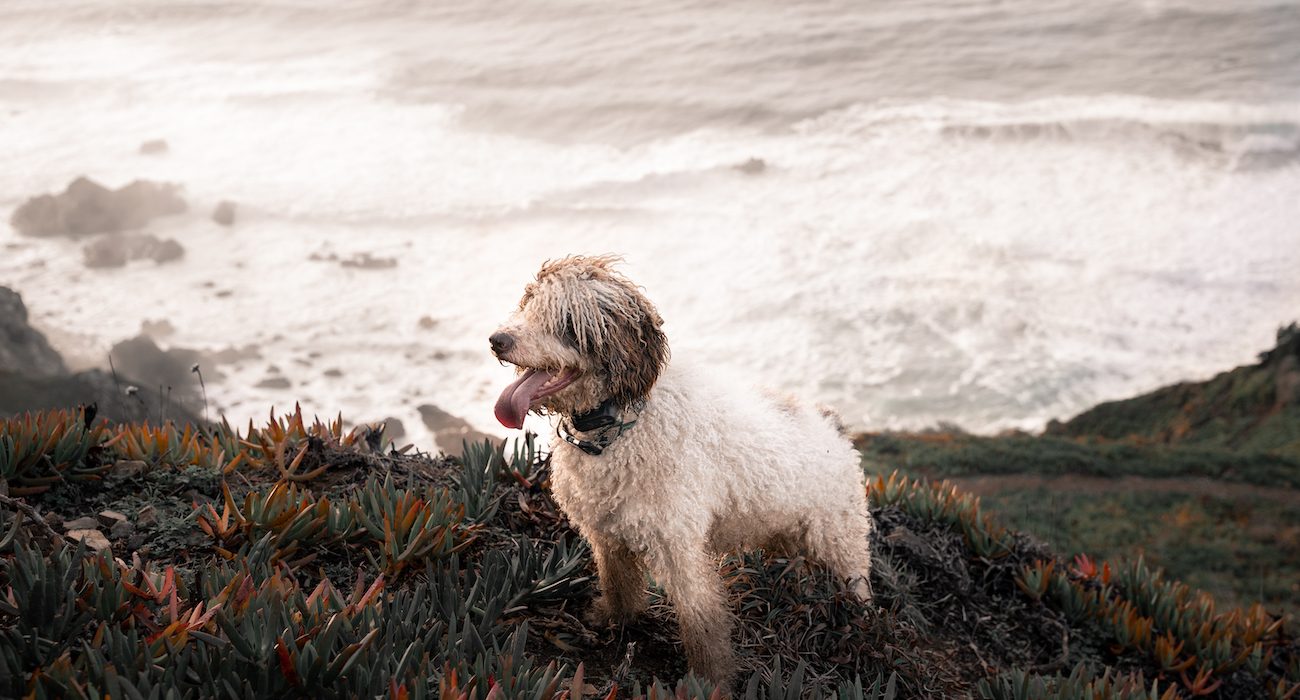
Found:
650,544 -> 735,686
584,534 -> 647,627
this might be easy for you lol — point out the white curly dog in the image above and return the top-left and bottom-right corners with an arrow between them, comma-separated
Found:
489,255 -> 873,683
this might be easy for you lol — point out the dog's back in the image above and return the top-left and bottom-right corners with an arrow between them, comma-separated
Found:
550,360 -> 872,579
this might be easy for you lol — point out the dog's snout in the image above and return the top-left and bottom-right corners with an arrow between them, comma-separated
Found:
489,331 -> 515,357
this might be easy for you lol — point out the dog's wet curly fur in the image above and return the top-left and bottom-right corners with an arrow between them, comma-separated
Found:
490,255 -> 873,683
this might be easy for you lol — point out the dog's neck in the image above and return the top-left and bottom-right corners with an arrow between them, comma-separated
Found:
559,397 -> 645,456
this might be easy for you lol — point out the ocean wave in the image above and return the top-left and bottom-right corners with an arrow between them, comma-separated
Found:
797,96 -> 1300,170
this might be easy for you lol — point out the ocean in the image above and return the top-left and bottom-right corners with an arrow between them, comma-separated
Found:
2,0 -> 1298,450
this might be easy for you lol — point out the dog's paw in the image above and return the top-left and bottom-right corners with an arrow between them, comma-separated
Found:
850,577 -> 874,604
583,597 -> 639,628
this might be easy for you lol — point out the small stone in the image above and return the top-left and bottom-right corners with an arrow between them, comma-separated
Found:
137,505 -> 158,527
114,459 -> 148,478
418,315 -> 438,330
212,200 -> 237,226
98,510 -> 128,526
67,529 -> 112,553
110,520 -> 133,539
63,516 -> 99,530
323,368 -> 343,378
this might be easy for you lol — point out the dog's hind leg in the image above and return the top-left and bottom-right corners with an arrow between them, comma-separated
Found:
648,542 -> 736,685
584,535 -> 647,627
806,512 -> 874,602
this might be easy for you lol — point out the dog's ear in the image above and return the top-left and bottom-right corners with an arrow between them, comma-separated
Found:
603,291 -> 669,405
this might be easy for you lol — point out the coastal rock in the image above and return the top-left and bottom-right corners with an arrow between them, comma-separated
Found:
108,336 -> 220,414
340,252 -> 398,270
255,376 -> 292,389
381,417 -> 406,441
212,200 -> 237,227
0,287 -> 67,377
0,290 -> 204,424
83,233 -> 185,268
140,319 -> 176,339
204,344 -> 261,364
418,404 -> 498,458
11,177 -> 187,238
139,139 -> 169,155
0,368 -> 196,424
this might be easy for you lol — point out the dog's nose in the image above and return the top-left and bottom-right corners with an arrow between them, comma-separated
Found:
489,331 -> 515,357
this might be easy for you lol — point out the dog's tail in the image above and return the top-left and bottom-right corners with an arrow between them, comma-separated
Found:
816,404 -> 848,435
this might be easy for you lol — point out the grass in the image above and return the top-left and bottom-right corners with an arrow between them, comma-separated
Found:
970,485 -> 1300,620
852,326 -> 1300,627
860,431 -> 1300,624
857,432 -> 1300,489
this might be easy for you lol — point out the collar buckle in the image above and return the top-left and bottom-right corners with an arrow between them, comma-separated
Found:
559,398 -> 644,456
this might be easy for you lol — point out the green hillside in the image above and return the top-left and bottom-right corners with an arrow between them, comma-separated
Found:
0,406 -> 1296,699
858,325 -> 1300,627
1047,323 -> 1300,456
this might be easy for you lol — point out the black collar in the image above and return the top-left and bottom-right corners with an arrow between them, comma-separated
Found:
559,398 -> 644,456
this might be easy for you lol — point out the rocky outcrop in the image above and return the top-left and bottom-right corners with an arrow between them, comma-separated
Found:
418,404 -> 498,458
108,335 -> 222,399
83,234 -> 185,268
139,319 -> 176,339
11,177 -> 186,237
0,287 -> 67,377
0,367 -> 199,425
380,417 -> 406,441
1,289 -> 206,425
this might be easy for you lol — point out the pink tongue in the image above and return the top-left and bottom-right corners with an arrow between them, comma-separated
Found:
494,368 -> 554,429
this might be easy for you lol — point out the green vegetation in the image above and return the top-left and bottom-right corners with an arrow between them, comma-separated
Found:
1,405 -> 1297,698
1049,323 -> 1300,456
858,431 -> 1300,488
966,485 -> 1300,620
857,324 -> 1300,630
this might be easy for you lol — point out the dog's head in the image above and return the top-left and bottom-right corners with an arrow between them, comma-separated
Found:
489,255 -> 669,429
